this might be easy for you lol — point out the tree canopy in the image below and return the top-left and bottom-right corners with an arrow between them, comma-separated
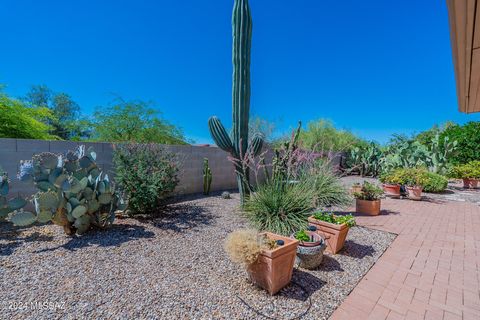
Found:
91,98 -> 188,144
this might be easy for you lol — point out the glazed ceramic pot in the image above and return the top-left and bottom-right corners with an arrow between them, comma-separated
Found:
355,199 -> 381,216
292,232 -> 326,270
382,184 -> 401,198
406,186 -> 423,200
308,216 -> 350,254
246,232 -> 298,295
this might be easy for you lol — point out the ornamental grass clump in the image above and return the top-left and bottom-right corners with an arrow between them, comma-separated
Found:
113,143 -> 180,215
224,229 -> 277,266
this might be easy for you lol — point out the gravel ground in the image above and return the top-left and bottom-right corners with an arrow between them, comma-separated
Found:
1,192 -> 395,320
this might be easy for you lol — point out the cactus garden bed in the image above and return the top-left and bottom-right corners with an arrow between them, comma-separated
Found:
1,192 -> 395,319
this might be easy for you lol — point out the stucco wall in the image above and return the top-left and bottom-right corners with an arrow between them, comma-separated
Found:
0,138 -> 239,197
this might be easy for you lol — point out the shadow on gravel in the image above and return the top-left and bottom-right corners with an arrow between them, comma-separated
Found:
283,270 -> 326,301
340,240 -> 375,259
0,228 -> 54,256
142,203 -> 215,233
35,223 -> 155,253
318,254 -> 344,272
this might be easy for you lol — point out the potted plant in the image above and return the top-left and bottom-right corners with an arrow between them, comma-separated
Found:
354,181 -> 383,215
308,212 -> 355,254
379,170 -> 402,198
401,168 -> 428,201
449,161 -> 480,189
292,226 -> 326,270
224,229 -> 298,295
350,182 -> 362,194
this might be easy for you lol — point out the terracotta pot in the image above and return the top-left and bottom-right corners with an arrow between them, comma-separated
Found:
406,186 -> 423,200
462,178 -> 479,189
355,199 -> 381,216
292,232 -> 326,270
308,216 -> 349,254
246,232 -> 298,295
382,184 -> 401,198
350,185 -> 362,194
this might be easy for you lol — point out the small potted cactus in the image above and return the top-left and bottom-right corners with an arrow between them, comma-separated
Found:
308,212 -> 355,254
225,229 -> 298,295
354,181 -> 383,215
292,226 -> 326,270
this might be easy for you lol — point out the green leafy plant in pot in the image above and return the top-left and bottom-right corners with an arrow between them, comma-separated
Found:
292,225 -> 326,269
354,181 -> 383,215
379,170 -> 403,198
308,212 -> 355,254
449,161 -> 480,189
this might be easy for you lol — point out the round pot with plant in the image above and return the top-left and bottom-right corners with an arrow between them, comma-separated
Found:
449,161 -> 480,189
224,229 -> 299,295
354,181 -> 383,215
401,168 -> 428,201
291,226 -> 326,270
308,212 -> 355,254
379,171 -> 403,198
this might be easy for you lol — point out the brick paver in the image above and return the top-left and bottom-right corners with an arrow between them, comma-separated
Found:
330,198 -> 480,320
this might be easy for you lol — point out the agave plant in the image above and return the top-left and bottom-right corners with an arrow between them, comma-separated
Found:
9,146 -> 120,235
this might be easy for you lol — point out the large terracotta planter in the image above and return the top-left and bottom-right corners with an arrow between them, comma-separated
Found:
462,178 -> 479,189
246,232 -> 298,295
292,232 -> 326,270
356,199 -> 381,216
308,216 -> 349,254
406,186 -> 423,200
382,184 -> 401,198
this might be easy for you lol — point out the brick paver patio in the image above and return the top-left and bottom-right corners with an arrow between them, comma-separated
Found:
331,197 -> 480,320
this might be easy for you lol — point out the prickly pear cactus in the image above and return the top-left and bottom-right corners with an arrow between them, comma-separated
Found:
0,166 -> 28,222
11,145 -> 118,235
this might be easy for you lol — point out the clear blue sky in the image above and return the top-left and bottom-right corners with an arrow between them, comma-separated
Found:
1,0 -> 479,144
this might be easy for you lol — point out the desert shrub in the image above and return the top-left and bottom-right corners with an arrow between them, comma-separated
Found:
299,119 -> 363,152
310,162 -> 351,208
224,229 -> 277,266
113,143 -> 180,214
243,177 -> 316,236
440,122 -> 480,164
422,172 -> 448,193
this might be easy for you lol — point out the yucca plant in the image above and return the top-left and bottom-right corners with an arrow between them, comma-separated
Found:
243,177 -> 316,236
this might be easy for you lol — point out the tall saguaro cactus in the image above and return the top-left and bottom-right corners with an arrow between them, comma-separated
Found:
208,0 -> 263,202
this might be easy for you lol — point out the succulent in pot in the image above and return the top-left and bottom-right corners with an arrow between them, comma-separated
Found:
400,168 -> 429,201
308,212 -> 355,254
379,171 -> 402,198
224,229 -> 298,295
354,181 -> 383,215
291,226 -> 326,270
449,161 -> 480,189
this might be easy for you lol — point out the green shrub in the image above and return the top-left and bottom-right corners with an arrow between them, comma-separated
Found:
449,161 -> 480,179
422,172 -> 448,193
299,119 -> 363,152
243,178 -> 316,236
440,122 -> 480,164
113,143 -> 180,215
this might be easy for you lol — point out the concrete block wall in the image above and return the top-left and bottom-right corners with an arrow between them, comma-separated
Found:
0,138 -> 238,198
